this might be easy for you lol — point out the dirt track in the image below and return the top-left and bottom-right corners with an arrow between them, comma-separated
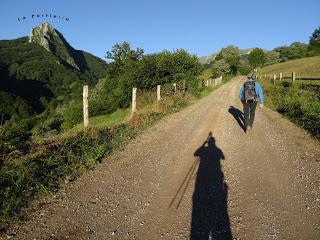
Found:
7,77 -> 320,239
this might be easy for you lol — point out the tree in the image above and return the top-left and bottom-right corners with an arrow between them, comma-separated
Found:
106,42 -> 144,78
248,48 -> 266,67
215,46 -> 240,74
106,42 -> 144,65
273,42 -> 309,62
265,51 -> 280,65
211,59 -> 230,77
309,27 -> 320,53
238,63 -> 252,75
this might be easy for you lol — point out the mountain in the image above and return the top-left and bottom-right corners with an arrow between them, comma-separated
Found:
199,48 -> 254,65
0,23 -> 107,124
28,22 -> 107,77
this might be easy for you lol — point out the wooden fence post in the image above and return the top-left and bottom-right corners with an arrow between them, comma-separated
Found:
280,72 -> 282,81
83,85 -> 89,128
132,87 -> 137,113
292,72 -> 296,82
157,85 -> 161,101
273,74 -> 276,84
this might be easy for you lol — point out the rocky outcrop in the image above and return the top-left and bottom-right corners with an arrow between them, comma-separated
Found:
29,22 -> 80,70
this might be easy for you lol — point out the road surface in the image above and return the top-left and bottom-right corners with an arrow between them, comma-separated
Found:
7,77 -> 320,239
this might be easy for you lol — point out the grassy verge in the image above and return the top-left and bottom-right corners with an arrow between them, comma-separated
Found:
257,58 -> 320,139
261,79 -> 320,140
0,77 -> 231,228
72,108 -> 129,130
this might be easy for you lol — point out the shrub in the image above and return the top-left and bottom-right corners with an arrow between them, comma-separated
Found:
62,101 -> 83,129
263,80 -> 320,139
0,121 -> 32,155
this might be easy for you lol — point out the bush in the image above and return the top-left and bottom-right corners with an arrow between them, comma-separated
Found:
62,101 -> 83,129
33,113 -> 64,137
211,59 -> 230,77
263,80 -> 320,139
238,63 -> 252,75
0,121 -> 32,155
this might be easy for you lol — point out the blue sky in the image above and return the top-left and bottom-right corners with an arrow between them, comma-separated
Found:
0,0 -> 319,59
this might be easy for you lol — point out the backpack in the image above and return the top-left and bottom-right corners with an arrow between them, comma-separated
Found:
243,81 -> 257,100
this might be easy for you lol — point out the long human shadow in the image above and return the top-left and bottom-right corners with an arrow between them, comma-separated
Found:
228,106 -> 246,132
190,132 -> 232,240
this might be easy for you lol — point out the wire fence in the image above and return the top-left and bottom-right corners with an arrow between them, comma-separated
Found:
255,71 -> 320,84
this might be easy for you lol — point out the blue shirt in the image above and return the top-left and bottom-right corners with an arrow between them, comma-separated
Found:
239,79 -> 264,104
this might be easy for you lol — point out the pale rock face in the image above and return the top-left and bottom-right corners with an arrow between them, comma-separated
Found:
28,22 -> 80,70
29,22 -> 58,50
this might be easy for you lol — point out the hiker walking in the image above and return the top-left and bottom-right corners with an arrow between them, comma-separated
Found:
239,73 -> 264,132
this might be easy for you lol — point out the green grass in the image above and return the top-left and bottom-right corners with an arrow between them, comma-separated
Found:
72,108 -> 129,130
259,55 -> 320,78
0,75 -> 234,229
199,86 -> 214,98
256,56 -> 320,140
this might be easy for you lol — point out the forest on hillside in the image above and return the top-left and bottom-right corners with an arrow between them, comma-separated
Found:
0,38 -> 204,156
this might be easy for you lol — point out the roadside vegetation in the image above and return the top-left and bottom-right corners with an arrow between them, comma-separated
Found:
1,25 -> 319,228
0,42 -> 227,227
257,56 -> 320,139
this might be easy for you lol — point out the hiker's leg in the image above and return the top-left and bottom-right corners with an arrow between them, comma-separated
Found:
249,102 -> 258,128
243,103 -> 250,129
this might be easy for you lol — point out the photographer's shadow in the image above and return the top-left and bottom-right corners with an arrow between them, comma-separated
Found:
190,132 -> 232,240
228,106 -> 245,132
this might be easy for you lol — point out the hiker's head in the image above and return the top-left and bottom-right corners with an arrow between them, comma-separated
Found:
247,73 -> 254,79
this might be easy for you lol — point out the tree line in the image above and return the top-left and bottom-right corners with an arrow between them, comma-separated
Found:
63,43 -> 203,128
209,27 -> 320,77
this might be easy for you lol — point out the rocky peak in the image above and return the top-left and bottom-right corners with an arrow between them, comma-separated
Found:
29,22 -> 80,70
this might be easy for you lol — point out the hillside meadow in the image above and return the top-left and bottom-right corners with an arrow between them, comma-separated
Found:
257,56 -> 320,140
259,55 -> 320,78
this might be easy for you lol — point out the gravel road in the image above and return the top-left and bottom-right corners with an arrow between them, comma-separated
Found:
6,77 -> 320,240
